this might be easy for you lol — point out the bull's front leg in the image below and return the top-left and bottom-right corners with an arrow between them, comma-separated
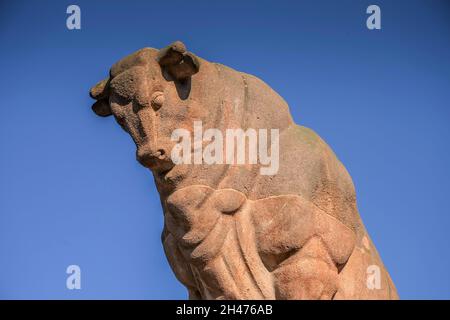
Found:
161,227 -> 202,299
163,185 -> 280,299
163,185 -> 261,299
253,195 -> 356,300
272,236 -> 340,299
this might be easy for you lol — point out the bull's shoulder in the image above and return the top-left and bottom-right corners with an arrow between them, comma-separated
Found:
205,62 -> 294,130
249,124 -> 362,234
287,125 -> 362,235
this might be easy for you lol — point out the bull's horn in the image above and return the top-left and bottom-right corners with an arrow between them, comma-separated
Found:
157,41 -> 200,81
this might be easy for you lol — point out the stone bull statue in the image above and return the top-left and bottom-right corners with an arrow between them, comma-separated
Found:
89,41 -> 398,299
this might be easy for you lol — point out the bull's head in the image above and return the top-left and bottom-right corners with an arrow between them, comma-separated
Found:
89,41 -> 200,176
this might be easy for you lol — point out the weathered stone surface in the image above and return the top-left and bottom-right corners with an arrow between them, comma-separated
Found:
89,41 -> 398,300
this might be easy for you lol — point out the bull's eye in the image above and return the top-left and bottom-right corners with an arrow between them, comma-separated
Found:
151,91 -> 164,111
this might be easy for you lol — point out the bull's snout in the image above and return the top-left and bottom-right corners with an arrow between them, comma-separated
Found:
136,146 -> 174,174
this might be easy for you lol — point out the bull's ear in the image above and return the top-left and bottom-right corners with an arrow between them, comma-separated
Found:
90,78 -> 109,100
92,99 -> 112,117
157,41 -> 200,81
90,78 -> 111,117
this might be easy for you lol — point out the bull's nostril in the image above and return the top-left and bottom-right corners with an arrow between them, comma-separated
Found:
156,149 -> 166,159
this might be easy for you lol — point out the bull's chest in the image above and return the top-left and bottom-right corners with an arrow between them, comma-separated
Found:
162,185 -> 356,299
163,185 -> 274,299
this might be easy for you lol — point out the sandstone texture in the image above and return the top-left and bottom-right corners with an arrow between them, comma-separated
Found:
90,41 -> 398,299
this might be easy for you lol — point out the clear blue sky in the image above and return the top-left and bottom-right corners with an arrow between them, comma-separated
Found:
1,0 -> 449,299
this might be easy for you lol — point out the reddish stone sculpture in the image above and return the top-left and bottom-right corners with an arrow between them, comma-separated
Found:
90,41 -> 398,299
